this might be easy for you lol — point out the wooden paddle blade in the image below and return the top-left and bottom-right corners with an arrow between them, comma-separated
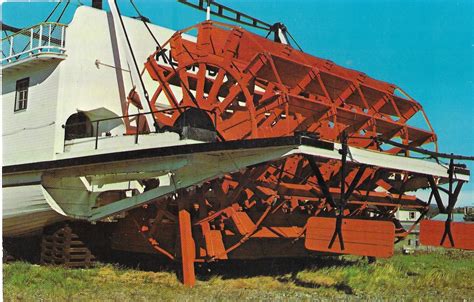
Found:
305,217 -> 395,258
420,220 -> 474,250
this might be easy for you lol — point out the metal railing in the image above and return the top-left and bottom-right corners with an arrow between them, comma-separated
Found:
1,22 -> 67,64
63,107 -> 218,151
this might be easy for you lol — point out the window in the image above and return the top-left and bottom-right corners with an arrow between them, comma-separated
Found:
64,112 -> 93,140
15,78 -> 29,112
409,212 -> 416,219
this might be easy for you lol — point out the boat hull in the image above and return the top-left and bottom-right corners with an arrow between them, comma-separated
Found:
3,184 -> 65,237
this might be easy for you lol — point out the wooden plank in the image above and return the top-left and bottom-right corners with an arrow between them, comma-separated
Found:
305,217 -> 395,258
231,211 -> 255,235
178,208 -> 196,287
420,220 -> 474,250
205,230 -> 228,259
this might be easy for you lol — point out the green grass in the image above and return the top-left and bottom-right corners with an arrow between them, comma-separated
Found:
4,250 -> 474,301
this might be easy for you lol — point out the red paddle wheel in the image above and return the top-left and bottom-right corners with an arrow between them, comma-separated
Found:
144,22 -> 436,147
124,21 -> 467,286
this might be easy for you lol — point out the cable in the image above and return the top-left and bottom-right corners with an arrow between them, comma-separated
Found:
130,0 -> 162,46
14,1 -> 65,59
113,0 -> 159,132
285,30 -> 303,52
377,137 -> 474,161
44,1 -> 62,22
49,0 -> 70,36
129,0 -> 226,141
55,0 -> 70,24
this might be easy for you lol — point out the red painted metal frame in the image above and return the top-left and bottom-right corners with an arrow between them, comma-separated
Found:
129,21 -> 465,285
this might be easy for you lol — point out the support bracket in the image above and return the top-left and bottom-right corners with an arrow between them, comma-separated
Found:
426,158 -> 465,247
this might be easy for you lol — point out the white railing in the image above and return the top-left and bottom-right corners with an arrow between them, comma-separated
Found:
1,22 -> 67,64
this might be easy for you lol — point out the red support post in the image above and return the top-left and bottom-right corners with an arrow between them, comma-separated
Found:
178,202 -> 196,287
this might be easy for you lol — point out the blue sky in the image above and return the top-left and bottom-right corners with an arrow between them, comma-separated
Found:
2,0 -> 473,205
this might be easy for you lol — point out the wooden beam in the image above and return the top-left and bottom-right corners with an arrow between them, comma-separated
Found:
178,199 -> 196,287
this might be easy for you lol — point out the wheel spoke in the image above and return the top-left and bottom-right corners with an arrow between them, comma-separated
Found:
178,69 -> 194,107
218,110 -> 252,139
161,80 -> 180,109
217,84 -> 242,114
196,63 -> 207,102
150,85 -> 163,111
207,68 -> 226,105
154,111 -> 179,127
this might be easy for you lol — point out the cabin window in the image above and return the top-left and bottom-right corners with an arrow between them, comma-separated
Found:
14,78 -> 29,112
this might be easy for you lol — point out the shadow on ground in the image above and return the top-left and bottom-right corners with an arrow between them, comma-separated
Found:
107,251 -> 359,293
4,237 -> 360,294
199,257 -> 356,293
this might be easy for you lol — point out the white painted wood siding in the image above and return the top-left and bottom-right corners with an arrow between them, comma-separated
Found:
2,62 -> 61,165
52,6 -> 182,156
3,6 -> 187,165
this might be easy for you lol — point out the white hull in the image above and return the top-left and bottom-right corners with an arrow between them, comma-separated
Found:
3,185 -> 65,237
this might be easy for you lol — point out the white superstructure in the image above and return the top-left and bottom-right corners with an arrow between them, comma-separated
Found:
1,6 -> 182,236
3,6 -> 178,166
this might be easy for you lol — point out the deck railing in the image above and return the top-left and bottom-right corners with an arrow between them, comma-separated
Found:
63,107 -> 219,151
1,22 -> 67,64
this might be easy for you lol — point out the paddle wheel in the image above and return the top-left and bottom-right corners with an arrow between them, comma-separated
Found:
118,18 -> 471,286
143,21 -> 437,147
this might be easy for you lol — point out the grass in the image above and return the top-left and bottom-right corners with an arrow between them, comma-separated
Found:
4,250 -> 474,301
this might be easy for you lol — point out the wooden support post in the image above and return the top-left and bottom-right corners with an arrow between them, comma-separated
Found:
178,201 -> 196,287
